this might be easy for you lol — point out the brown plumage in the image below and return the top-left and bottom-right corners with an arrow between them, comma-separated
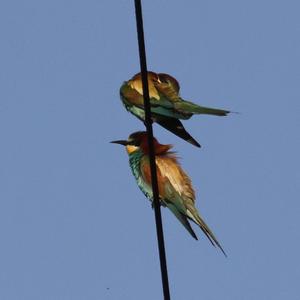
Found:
112,132 -> 226,255
120,72 -> 231,147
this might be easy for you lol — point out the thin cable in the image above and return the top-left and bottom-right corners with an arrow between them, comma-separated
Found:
134,1 -> 171,299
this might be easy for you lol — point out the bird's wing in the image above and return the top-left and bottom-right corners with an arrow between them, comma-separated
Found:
140,154 -> 226,254
121,80 -> 188,119
140,155 -> 198,239
155,156 -> 226,255
120,82 -> 144,107
155,155 -> 195,204
140,154 -> 195,211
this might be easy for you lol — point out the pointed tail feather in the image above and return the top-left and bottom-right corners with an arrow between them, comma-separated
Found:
156,117 -> 201,148
167,203 -> 198,240
188,209 -> 227,256
176,100 -> 230,116
198,220 -> 227,257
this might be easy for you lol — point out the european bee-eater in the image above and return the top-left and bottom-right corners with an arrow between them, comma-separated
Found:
120,72 -> 230,147
111,131 -> 226,256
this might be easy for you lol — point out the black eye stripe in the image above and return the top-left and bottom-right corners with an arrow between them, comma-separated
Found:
128,140 -> 140,146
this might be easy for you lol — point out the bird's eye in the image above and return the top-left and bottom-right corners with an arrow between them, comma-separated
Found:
132,140 -> 141,146
128,139 -> 140,146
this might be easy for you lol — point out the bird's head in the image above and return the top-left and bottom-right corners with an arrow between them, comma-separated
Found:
111,131 -> 172,155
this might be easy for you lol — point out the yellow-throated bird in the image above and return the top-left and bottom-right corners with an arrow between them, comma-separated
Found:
111,131 -> 226,256
120,72 -> 230,147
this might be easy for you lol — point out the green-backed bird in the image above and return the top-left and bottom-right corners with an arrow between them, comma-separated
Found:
120,71 -> 230,147
111,131 -> 226,256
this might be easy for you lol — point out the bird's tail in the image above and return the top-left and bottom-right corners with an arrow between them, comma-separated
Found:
175,100 -> 230,116
156,117 -> 201,148
188,209 -> 227,256
166,203 -> 198,240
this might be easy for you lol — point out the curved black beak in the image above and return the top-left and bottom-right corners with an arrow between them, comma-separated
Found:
110,140 -> 129,146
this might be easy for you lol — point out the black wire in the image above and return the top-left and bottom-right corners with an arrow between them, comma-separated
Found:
134,1 -> 171,299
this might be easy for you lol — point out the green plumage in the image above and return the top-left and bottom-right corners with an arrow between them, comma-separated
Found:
111,131 -> 226,256
120,72 -> 231,147
174,100 -> 229,116
128,151 -> 153,201
128,150 -> 199,240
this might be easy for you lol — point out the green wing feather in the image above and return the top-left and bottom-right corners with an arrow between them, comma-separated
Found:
165,202 -> 198,240
120,81 -> 190,120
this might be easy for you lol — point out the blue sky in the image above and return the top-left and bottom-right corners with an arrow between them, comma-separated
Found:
0,1 -> 299,299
